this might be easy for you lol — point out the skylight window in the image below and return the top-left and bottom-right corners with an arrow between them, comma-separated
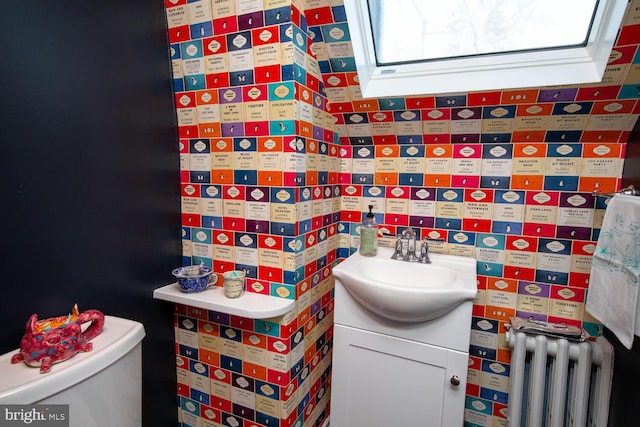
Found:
371,0 -> 597,64
345,0 -> 627,97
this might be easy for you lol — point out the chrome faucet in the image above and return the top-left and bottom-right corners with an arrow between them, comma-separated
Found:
401,227 -> 418,262
390,229 -> 441,263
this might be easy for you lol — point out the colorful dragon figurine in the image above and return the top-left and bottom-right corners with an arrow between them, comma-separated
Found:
11,304 -> 104,373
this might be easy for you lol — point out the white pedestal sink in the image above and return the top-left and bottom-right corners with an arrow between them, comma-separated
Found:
332,246 -> 477,323
331,246 -> 478,427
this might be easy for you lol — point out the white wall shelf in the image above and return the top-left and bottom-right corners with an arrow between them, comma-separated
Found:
153,284 -> 295,319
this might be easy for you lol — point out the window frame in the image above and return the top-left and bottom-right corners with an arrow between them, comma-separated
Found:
344,0 -> 628,97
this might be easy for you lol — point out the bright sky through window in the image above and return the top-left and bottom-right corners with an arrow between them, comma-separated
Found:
370,0 -> 598,65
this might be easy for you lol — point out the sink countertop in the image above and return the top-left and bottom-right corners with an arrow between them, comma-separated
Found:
153,283 -> 295,319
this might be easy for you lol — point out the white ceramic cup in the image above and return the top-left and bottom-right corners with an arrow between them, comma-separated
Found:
222,270 -> 245,298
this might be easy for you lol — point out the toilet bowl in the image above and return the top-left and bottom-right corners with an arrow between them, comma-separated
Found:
0,315 -> 145,427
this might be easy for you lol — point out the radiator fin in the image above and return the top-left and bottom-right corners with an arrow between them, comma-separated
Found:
507,332 -> 614,427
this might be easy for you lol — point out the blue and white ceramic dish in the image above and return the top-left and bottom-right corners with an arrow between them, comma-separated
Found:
172,265 -> 218,293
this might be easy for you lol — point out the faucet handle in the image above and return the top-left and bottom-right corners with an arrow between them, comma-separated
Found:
418,238 -> 445,263
418,238 -> 431,264
391,234 -> 403,260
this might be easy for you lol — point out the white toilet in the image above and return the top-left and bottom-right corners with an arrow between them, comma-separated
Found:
0,315 -> 145,427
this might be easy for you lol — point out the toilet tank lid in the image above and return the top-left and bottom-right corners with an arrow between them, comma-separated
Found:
0,315 -> 145,404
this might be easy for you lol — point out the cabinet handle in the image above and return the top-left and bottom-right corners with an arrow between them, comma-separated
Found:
450,375 -> 460,386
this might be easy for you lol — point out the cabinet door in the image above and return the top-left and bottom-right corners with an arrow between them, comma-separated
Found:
331,325 -> 468,427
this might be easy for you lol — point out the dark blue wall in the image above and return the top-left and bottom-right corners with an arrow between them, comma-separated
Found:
0,2 -> 180,426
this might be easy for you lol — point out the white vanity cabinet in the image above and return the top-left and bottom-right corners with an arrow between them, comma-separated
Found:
330,259 -> 476,427
332,324 -> 469,427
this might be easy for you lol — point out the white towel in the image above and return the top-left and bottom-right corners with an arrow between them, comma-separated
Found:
586,194 -> 640,349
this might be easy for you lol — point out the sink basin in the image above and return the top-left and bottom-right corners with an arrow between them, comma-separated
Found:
332,246 -> 477,323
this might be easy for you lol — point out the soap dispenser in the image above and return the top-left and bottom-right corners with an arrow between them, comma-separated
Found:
359,205 -> 378,256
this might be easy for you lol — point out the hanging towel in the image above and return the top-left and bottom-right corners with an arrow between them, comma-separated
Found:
586,194 -> 640,349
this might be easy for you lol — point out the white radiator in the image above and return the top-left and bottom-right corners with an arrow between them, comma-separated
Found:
506,331 -> 614,427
